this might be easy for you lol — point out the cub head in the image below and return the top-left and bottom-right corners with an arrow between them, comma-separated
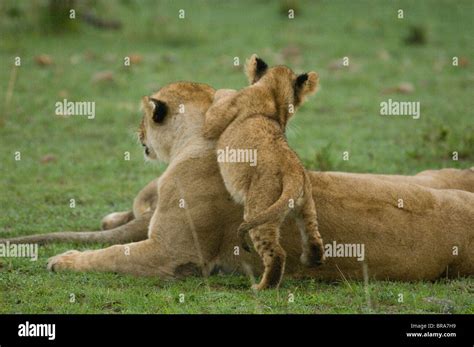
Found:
139,82 -> 215,163
245,54 -> 319,110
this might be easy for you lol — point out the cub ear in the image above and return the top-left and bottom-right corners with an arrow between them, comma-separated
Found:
142,96 -> 168,124
294,71 -> 319,105
245,54 -> 268,84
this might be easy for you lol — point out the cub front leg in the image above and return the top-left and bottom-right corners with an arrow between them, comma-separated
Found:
298,191 -> 325,267
202,91 -> 238,139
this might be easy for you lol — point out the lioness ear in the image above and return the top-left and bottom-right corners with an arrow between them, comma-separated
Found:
141,96 -> 168,124
143,97 -> 168,124
294,71 -> 319,105
245,54 -> 268,84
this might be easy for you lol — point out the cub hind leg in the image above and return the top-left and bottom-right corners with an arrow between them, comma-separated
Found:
242,185 -> 287,290
248,222 -> 286,290
297,186 -> 325,267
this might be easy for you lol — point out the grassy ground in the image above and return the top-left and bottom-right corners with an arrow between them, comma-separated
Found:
0,0 -> 473,314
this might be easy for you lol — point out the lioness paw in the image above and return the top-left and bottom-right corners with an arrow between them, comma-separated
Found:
47,250 -> 81,272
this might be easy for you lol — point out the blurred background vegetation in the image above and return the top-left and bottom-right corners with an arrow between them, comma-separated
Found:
0,0 -> 473,313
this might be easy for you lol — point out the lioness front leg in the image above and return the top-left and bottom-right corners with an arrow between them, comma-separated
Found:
47,239 -> 175,277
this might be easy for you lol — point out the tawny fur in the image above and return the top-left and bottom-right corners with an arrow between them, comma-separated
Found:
1,82 -> 472,285
202,55 -> 324,290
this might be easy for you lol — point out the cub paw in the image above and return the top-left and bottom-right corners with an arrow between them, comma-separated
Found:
238,231 -> 252,253
300,243 -> 326,267
251,279 -> 279,291
251,283 -> 267,291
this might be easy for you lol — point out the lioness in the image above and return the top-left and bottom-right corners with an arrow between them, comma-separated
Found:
2,82 -> 473,283
203,55 -> 324,289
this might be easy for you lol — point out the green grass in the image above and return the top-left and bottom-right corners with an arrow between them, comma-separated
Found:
0,0 -> 473,314
2,249 -> 473,314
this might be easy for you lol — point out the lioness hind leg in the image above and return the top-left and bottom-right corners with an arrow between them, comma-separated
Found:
248,222 -> 286,290
297,195 -> 325,267
101,211 -> 134,230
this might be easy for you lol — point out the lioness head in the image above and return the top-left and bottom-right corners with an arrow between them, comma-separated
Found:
139,82 -> 215,163
246,53 -> 319,113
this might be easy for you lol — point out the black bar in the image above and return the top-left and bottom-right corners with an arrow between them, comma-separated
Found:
0,314 -> 471,346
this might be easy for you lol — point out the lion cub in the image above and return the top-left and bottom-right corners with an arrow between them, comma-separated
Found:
203,55 -> 325,290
